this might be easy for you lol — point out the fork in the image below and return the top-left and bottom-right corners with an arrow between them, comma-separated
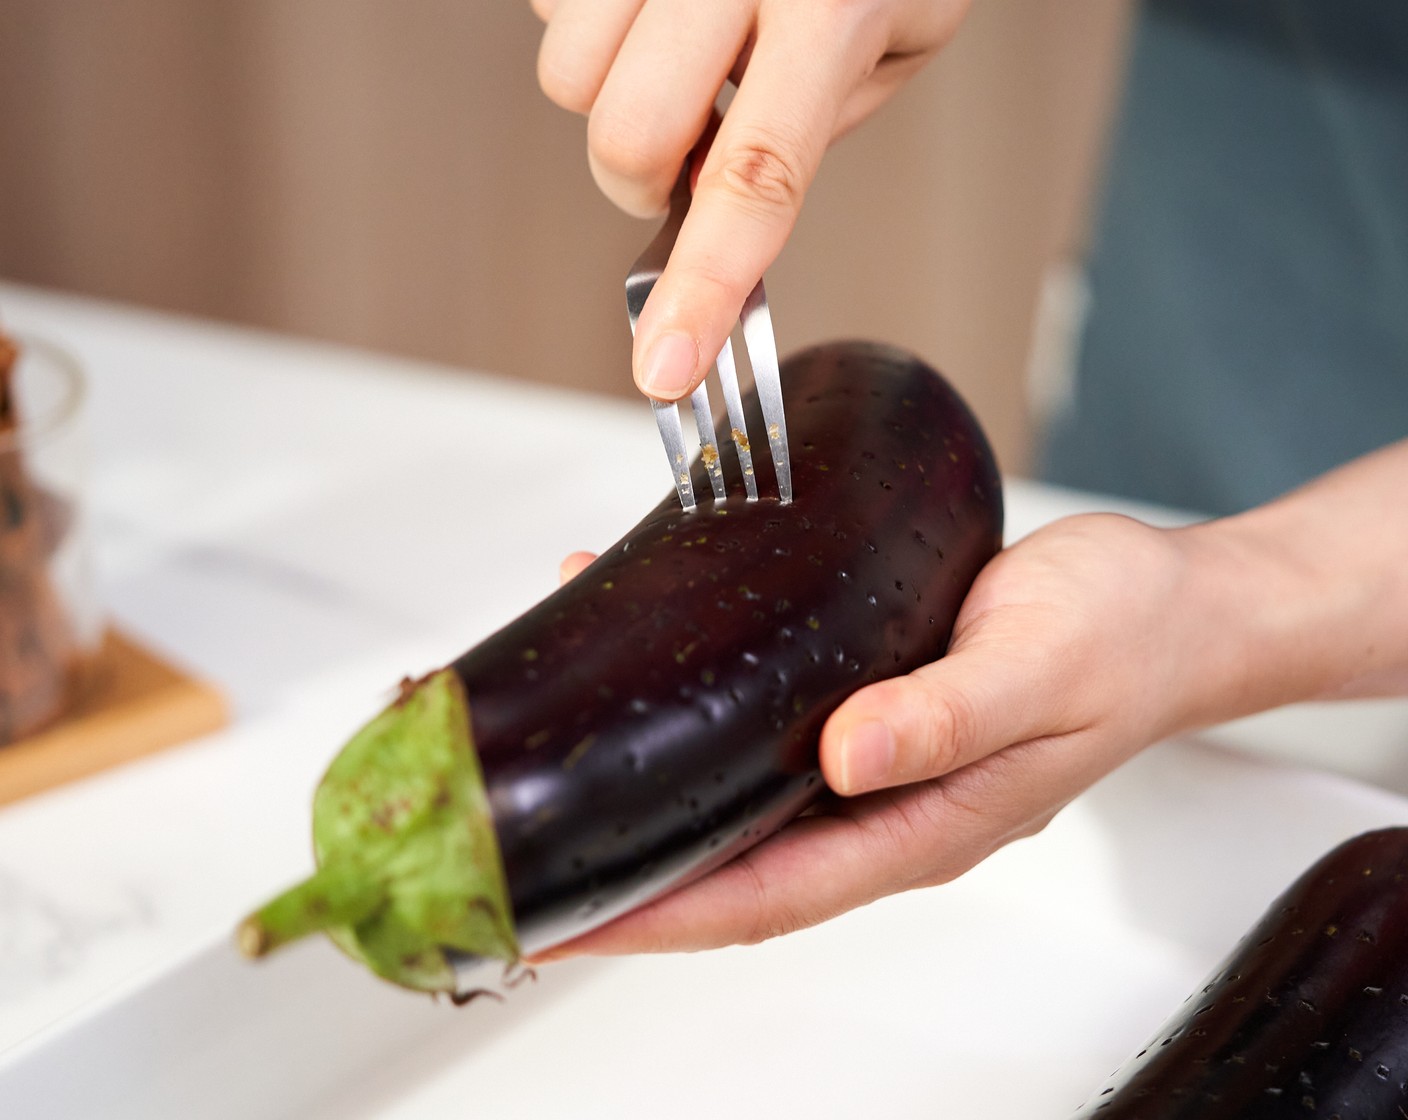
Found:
626,171 -> 792,511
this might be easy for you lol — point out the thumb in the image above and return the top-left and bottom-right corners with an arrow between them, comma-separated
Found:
820,635 -> 1075,797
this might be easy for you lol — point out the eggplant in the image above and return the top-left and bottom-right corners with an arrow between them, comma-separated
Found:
239,340 -> 1003,996
1075,828 -> 1408,1118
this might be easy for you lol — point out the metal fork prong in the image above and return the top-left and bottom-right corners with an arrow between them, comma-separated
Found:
650,399 -> 696,511
689,382 -> 727,501
713,337 -> 759,500
740,279 -> 792,504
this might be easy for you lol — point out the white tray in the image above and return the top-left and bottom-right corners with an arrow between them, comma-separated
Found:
3,739 -> 1406,1120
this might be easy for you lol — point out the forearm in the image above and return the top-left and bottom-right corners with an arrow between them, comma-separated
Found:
1180,438 -> 1408,727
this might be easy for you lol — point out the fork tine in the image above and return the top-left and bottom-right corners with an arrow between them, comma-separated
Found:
740,280 -> 792,505
713,337 -> 759,501
689,382 -> 727,501
650,399 -> 696,512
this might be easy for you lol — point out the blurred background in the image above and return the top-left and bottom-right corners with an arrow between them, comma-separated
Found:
0,0 -> 1133,474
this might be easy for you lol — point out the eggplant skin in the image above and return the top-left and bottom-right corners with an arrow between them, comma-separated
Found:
450,340 -> 1003,956
1075,828 -> 1408,1119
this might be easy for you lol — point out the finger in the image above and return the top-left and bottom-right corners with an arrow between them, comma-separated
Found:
820,624 -> 1082,797
558,550 -> 597,586
537,0 -> 647,114
631,11 -> 887,400
586,0 -> 754,218
533,740 -> 1078,958
528,0 -> 556,23
532,812 -> 894,958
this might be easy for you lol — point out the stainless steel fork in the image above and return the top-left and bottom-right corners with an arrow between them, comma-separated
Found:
626,172 -> 792,511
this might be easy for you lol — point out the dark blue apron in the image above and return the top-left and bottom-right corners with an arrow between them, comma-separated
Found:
1038,0 -> 1408,516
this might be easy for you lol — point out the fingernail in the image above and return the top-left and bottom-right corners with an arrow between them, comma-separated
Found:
839,719 -> 896,794
640,332 -> 698,400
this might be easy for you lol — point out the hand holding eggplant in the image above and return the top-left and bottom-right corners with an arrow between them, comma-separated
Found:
540,440 -> 1408,958
529,0 -> 972,400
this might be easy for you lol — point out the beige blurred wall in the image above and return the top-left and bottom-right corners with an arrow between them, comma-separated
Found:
0,1 -> 1132,473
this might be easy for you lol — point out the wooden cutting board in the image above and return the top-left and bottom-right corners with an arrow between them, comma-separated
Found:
0,629 -> 227,806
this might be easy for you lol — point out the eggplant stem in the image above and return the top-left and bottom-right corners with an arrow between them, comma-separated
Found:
237,862 -> 389,958
236,669 -> 517,993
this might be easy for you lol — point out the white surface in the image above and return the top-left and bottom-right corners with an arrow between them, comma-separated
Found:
4,744 -> 1408,1119
0,282 -> 1406,1116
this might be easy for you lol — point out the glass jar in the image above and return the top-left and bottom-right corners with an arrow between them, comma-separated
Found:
0,332 -> 101,745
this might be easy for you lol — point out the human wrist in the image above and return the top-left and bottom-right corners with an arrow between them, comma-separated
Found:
1172,500 -> 1393,730
1160,515 -> 1323,733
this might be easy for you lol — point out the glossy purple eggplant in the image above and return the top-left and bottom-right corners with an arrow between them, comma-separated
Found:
457,339 -> 1002,955
1076,828 -> 1408,1119
240,340 -> 1002,996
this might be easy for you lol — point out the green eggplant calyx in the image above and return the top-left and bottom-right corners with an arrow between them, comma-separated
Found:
236,668 -> 518,993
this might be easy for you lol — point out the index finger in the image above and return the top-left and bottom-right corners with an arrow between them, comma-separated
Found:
631,10 -> 887,401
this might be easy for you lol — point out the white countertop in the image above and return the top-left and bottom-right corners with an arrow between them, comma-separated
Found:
1,282 -> 1406,1116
